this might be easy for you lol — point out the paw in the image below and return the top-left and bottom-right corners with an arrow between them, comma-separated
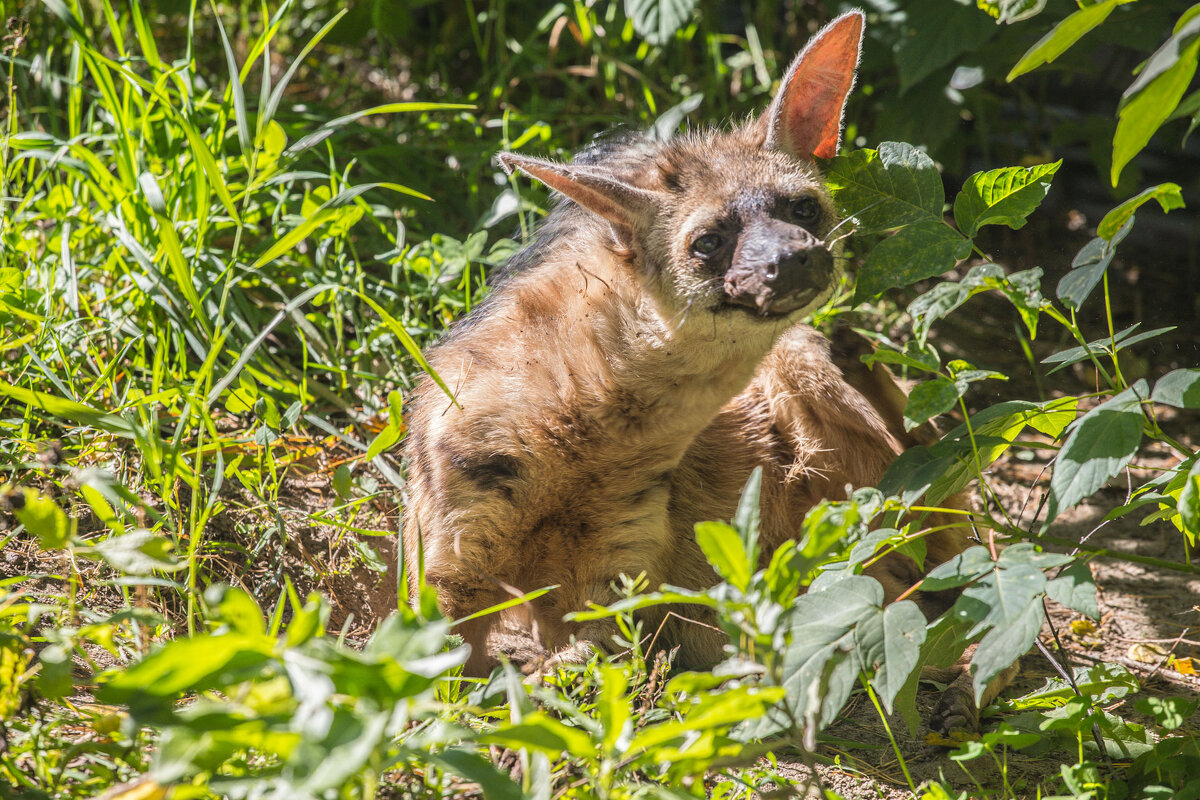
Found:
929,683 -> 979,738
521,640 -> 599,683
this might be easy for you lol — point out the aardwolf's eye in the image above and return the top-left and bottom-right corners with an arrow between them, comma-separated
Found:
691,232 -> 724,256
791,197 -> 821,226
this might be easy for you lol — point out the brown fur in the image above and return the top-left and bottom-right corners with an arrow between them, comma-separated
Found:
401,12 -> 984,728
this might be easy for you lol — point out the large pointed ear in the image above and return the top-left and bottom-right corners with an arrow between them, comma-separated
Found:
497,152 -> 662,232
761,10 -> 864,160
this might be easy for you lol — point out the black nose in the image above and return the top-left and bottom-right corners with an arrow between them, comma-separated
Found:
724,219 -> 834,315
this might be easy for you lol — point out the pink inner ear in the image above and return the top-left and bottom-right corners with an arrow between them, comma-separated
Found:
774,13 -> 863,159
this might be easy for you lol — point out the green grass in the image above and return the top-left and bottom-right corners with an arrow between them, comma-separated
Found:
2,2 -> 1200,799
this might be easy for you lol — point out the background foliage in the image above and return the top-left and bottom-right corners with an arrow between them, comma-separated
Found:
1,1 -> 1199,798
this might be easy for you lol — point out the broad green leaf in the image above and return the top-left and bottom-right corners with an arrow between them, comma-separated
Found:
922,545 -> 998,591
854,219 -> 971,302
364,424 -> 403,462
908,262 -> 1004,342
952,161 -> 1060,237
11,489 -> 72,549
826,142 -> 944,234
624,0 -> 698,45
970,598 -> 1042,699
1007,0 -> 1132,81
937,545 -> 1067,699
1026,396 -> 1078,439
1135,696 -> 1199,731
863,341 -> 941,374
1098,183 -> 1185,239
1178,459 -> 1200,541
1045,560 -> 1099,620
423,750 -> 521,800
1055,215 -> 1134,310
740,575 -> 882,740
636,686 -> 783,751
596,665 -> 631,753
1012,662 -> 1137,709
881,399 -> 1076,505
477,712 -> 594,760
1112,15 -> 1200,185
100,634 -> 274,708
894,613 -> 974,734
903,376 -> 961,431
694,522 -> 752,591
872,601 -> 927,712
86,529 -> 183,574
895,0 -> 996,91
1045,381 -> 1148,526
1152,368 -> 1200,408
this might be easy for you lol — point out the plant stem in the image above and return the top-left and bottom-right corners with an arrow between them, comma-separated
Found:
860,675 -> 914,793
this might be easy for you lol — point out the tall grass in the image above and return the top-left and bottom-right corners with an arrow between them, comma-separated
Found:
0,0 -> 480,614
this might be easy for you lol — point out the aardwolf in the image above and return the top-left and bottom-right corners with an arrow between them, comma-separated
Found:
402,11 -> 986,732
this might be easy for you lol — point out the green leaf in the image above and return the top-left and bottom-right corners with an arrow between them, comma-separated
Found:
863,340 -> 941,374
732,466 -> 762,563
826,142 -> 944,234
287,102 -> 475,155
252,183 -> 427,270
364,424 -> 403,462
1043,324 -> 1174,375
596,665 -> 631,753
1006,0 -> 1131,81
100,634 -> 274,710
1055,217 -> 1134,310
1152,368 -> 1200,408
11,489 -> 72,549
854,219 -> 972,302
624,0 -> 698,45
871,601 -> 927,712
942,545 -> 1067,699
894,613 -> 974,734
903,376 -> 961,432
1045,381 -> 1148,526
1112,15 -> 1200,185
1135,696 -> 1198,731
85,529 -> 183,575
423,750 -> 521,800
952,161 -> 1060,237
977,0 -> 1046,24
1177,459 -> 1200,541
1045,560 -> 1099,620
970,598 -> 1043,700
0,379 -> 137,438
694,522 -> 752,591
881,399 -> 1077,505
477,712 -> 595,760
895,0 -> 997,91
1098,183 -> 1185,239
740,576 -> 882,740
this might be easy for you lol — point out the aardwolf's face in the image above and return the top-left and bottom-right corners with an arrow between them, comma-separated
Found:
499,11 -> 863,333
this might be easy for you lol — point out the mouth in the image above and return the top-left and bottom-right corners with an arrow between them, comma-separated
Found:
714,284 -> 829,317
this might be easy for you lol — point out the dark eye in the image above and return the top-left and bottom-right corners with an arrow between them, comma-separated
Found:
691,232 -> 723,256
791,197 -> 821,225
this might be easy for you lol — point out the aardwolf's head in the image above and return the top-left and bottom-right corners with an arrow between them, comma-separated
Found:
499,11 -> 863,327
